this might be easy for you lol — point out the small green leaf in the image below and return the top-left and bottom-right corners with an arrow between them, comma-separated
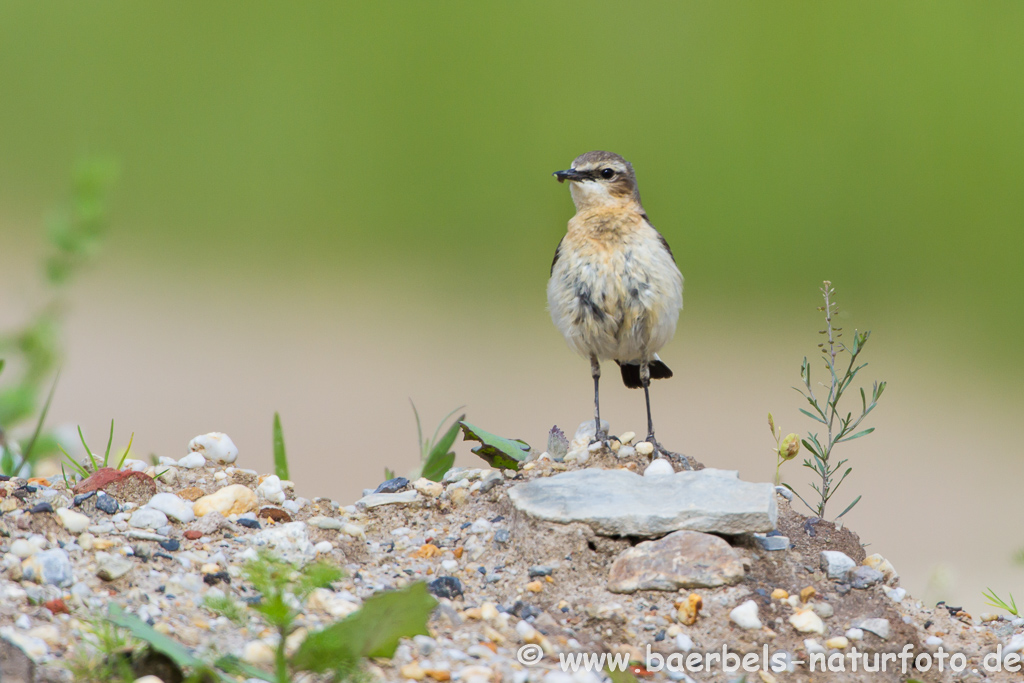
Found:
836,495 -> 861,519
838,427 -> 874,443
292,582 -> 436,676
107,604 -> 207,671
19,370 -> 60,469
103,419 -> 115,465
459,421 -> 530,470
273,412 -> 289,481
116,433 -> 135,470
422,414 -> 464,481
798,408 -> 826,424
214,655 -> 276,682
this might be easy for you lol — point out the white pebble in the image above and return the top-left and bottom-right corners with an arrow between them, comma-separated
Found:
845,628 -> 864,640
257,475 -> 286,504
885,587 -> 907,602
729,600 -> 762,630
56,508 -> 90,535
643,458 -> 674,477
314,541 -> 333,554
129,508 -> 168,530
177,452 -> 207,469
188,432 -> 238,464
789,609 -> 825,635
146,492 -> 196,523
616,445 -> 636,459
925,635 -> 943,647
618,431 -> 636,445
120,458 -> 149,472
634,442 -> 655,457
674,633 -> 693,652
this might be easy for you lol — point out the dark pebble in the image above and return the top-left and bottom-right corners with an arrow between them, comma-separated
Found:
0,475 -> 9,481
95,495 -> 119,515
528,566 -> 553,578
490,516 -> 505,523
654,630 -> 666,642
73,491 -> 97,507
755,588 -> 768,597
765,530 -> 783,537
236,518 -> 261,529
203,571 -> 231,586
835,583 -> 852,595
802,518 -> 818,536
403,569 -> 415,576
29,502 -> 54,514
477,566 -> 487,575
849,566 -> 884,589
373,477 -> 410,494
382,541 -> 394,553
427,576 -> 463,599
20,485 -> 37,493
510,600 -> 540,620
494,529 -> 510,544
154,553 -> 174,561
460,522 -> 472,530
159,539 -> 181,552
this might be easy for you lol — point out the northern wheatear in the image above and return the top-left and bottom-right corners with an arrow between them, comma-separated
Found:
547,151 -> 685,463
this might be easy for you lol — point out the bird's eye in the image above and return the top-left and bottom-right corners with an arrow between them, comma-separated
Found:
600,168 -> 615,179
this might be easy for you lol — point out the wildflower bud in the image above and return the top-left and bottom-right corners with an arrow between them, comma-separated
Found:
767,413 -> 776,435
780,434 -> 801,460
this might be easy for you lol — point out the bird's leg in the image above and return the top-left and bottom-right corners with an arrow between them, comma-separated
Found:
641,360 -> 692,469
590,356 -> 607,443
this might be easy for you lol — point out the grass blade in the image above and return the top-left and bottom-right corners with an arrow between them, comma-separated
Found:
103,419 -> 114,465
116,433 -> 135,470
77,425 -> 98,471
836,495 -> 862,519
18,370 -> 61,471
273,412 -> 289,480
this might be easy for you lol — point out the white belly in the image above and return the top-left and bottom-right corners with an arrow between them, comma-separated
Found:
547,236 -> 683,362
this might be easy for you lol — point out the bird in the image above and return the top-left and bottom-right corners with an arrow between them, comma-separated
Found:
547,150 -> 685,463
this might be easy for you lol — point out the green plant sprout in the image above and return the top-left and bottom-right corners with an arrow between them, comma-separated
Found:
408,401 -> 465,482
783,281 -> 886,520
108,551 -> 435,683
982,588 -> 1019,617
59,419 -> 135,479
272,412 -> 289,480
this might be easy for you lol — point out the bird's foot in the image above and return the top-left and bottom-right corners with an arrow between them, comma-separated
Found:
589,431 -> 609,447
646,438 -> 693,470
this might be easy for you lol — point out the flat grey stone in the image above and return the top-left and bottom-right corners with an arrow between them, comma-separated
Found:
21,549 -> 74,588
608,530 -> 745,593
852,618 -> 891,640
755,534 -> 791,551
96,553 -> 134,581
508,468 -> 777,536
849,566 -> 884,589
356,490 -> 421,509
820,550 -> 856,580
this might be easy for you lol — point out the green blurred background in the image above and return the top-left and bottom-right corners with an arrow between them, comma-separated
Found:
2,2 -> 1022,612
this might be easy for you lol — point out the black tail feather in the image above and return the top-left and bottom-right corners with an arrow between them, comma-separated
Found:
617,360 -> 673,389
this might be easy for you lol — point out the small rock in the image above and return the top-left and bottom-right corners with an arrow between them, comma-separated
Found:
257,475 -> 286,504
242,640 -> 275,664
846,628 -> 864,640
771,588 -> 789,600
258,506 -> 293,523
885,587 -> 907,602
573,419 -> 610,445
820,550 -> 856,580
1,627 -> 49,662
309,516 -> 343,530
525,580 -> 543,593
811,602 -> 834,618
413,478 -> 443,497
373,477 -> 410,494
96,553 -> 134,581
729,600 -> 761,630
643,458 -> 674,477
529,566 -> 553,578
925,635 -> 943,647
789,609 -> 825,635
449,488 -> 470,506
21,549 -> 74,587
826,636 -> 849,649
494,529 -> 510,544
852,618 -> 890,640
177,452 -> 207,469
799,586 -> 817,603
146,492 -> 196,523
56,508 -> 90,534
862,553 -> 898,584
634,442 -> 655,457
616,445 -> 636,459
675,633 -> 694,652
608,530 -> 745,593
356,490 -> 421,509
237,518 -> 261,529
178,486 -> 206,501
129,508 -> 169,530
755,534 -> 790,551
184,530 -> 202,540
193,484 -> 258,517
428,576 -> 464,599
29,502 -> 54,514
774,485 -> 793,501
74,468 -> 156,505
95,493 -> 119,514
849,566 -> 884,589
803,638 -> 826,655
188,432 -> 239,463
159,539 -> 181,552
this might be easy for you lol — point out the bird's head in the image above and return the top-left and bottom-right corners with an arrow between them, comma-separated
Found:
553,151 -> 640,211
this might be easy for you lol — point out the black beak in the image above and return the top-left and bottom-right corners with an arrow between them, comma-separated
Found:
553,168 -> 584,183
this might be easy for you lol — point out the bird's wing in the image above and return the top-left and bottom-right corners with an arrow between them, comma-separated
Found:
641,213 -> 676,263
550,236 -> 564,276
